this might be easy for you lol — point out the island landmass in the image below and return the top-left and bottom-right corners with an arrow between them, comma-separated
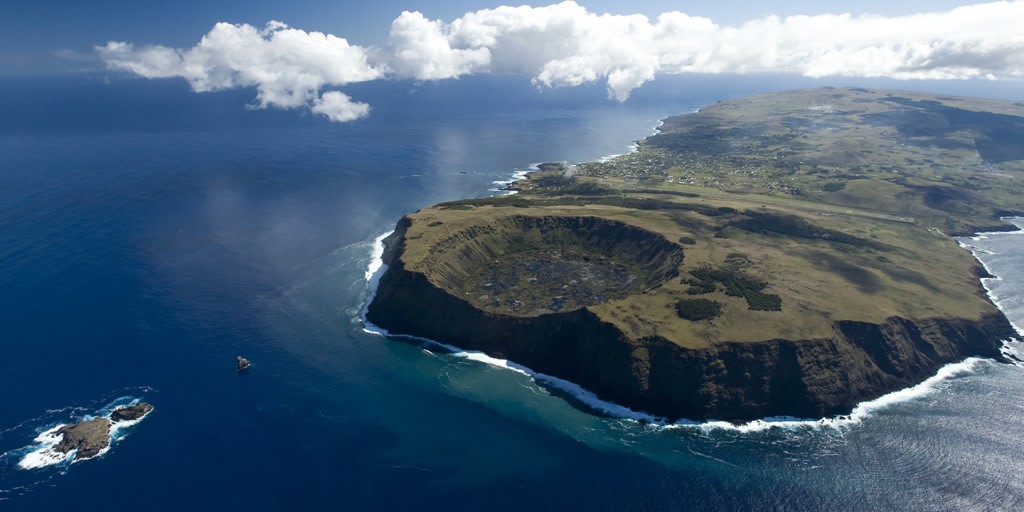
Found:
367,88 -> 1024,422
52,402 -> 153,462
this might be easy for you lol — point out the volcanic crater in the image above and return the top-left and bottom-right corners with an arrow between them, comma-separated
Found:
416,215 -> 685,316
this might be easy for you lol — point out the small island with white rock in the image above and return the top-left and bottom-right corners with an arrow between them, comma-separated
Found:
33,402 -> 154,465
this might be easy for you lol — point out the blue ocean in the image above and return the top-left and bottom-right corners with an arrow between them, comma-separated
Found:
2,73 -> 1023,510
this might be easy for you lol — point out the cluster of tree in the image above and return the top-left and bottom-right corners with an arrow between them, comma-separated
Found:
675,298 -> 722,321
744,290 -> 783,311
682,265 -> 783,312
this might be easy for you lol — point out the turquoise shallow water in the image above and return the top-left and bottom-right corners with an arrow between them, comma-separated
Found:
1,74 -> 1023,510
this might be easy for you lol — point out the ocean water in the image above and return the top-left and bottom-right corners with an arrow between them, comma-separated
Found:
2,73 -> 1024,510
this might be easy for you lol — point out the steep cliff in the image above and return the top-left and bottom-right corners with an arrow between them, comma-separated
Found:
367,214 -> 1014,422
640,315 -> 1010,421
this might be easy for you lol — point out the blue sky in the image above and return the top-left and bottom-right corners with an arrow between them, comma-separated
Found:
4,0 -> 994,75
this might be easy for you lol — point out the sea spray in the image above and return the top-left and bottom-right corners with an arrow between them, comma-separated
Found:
16,425 -> 74,470
364,231 -> 392,284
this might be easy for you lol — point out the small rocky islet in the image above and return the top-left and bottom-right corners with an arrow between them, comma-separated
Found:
52,402 -> 153,462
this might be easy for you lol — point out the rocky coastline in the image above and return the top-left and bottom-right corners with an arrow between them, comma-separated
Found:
367,220 -> 1014,422
367,88 -> 1024,423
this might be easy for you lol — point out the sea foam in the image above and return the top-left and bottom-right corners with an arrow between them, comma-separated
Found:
490,169 -> 531,195
364,230 -> 392,284
16,425 -> 73,470
957,218 -> 1024,338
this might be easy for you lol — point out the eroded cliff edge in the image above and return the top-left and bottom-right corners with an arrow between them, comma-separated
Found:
367,214 -> 1014,422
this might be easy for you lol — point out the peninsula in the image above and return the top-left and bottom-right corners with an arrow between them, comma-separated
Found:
367,88 -> 1024,422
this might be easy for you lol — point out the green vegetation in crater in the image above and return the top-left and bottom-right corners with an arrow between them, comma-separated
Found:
462,249 -> 643,314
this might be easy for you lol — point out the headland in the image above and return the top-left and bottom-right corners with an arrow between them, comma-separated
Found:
367,88 -> 1024,422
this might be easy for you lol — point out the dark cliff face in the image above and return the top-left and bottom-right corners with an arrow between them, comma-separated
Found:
642,314 -> 1011,421
367,251 -> 647,407
367,218 -> 1015,423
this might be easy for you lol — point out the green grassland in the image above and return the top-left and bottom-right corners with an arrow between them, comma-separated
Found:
397,88 -> 1024,349
579,88 -> 1024,233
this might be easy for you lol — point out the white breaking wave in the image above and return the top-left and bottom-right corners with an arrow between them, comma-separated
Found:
665,357 -> 988,433
364,231 -> 393,284
490,169 -> 532,195
958,218 -> 1024,338
358,230 -> 393,332
445,345 -> 666,423
958,217 -> 1024,366
445,324 -> 988,432
16,425 -> 74,470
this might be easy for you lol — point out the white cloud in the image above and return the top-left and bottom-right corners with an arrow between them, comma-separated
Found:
98,21 -> 381,121
98,1 -> 1024,121
311,91 -> 370,122
385,11 -> 491,80
384,2 -> 670,100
